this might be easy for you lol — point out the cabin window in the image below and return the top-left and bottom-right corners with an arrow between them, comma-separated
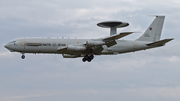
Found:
52,43 -> 57,47
58,44 -> 61,46
58,43 -> 66,46
42,43 -> 51,46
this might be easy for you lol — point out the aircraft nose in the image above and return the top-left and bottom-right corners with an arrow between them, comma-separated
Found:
4,44 -> 8,49
4,43 -> 11,49
4,43 -> 15,52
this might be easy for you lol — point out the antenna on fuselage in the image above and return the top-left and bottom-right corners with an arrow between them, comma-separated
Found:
97,21 -> 129,36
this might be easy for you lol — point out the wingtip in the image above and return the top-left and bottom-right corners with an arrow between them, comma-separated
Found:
167,38 -> 174,41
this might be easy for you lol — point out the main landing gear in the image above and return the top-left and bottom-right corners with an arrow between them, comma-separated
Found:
21,54 -> 25,59
82,55 -> 94,62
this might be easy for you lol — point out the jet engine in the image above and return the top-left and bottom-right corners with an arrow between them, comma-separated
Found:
86,41 -> 106,46
67,45 -> 86,51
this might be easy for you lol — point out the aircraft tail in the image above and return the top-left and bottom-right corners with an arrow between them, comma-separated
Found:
136,16 -> 165,42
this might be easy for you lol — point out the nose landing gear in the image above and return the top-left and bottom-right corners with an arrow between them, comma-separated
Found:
21,54 -> 25,59
82,55 -> 94,62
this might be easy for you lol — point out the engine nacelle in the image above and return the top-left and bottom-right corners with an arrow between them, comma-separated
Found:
62,54 -> 80,58
67,45 -> 86,51
86,40 -> 106,46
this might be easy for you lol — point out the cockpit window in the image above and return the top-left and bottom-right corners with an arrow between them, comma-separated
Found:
9,41 -> 15,43
8,41 -> 16,45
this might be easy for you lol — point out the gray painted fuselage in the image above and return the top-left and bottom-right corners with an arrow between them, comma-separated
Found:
5,38 -> 151,55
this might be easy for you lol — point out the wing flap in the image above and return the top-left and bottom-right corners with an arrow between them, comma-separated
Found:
106,40 -> 117,47
92,46 -> 104,54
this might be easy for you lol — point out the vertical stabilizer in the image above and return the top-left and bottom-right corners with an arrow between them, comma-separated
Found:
136,16 -> 165,42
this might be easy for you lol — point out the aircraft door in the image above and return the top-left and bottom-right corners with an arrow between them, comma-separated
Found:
133,42 -> 139,50
20,39 -> 26,49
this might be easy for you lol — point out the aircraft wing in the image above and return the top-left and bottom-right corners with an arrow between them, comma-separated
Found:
102,32 -> 134,41
100,32 -> 134,47
85,32 -> 134,53
57,32 -> 134,54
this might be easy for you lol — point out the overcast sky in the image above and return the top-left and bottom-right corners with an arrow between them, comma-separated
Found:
1,0 -> 180,101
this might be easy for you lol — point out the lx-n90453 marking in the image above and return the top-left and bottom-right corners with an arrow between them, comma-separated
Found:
4,16 -> 173,62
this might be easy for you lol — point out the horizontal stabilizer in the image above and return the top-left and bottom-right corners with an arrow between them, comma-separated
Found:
147,38 -> 174,46
103,32 -> 134,41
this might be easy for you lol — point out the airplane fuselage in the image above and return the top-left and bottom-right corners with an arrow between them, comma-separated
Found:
5,38 -> 152,55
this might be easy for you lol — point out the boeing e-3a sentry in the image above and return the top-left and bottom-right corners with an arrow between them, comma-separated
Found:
4,16 -> 173,62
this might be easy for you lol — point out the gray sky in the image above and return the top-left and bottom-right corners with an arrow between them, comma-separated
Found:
1,0 -> 180,101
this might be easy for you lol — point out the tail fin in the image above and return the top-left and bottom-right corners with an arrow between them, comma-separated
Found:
136,16 -> 165,42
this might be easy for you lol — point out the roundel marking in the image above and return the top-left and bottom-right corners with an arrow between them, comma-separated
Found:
150,27 -> 152,30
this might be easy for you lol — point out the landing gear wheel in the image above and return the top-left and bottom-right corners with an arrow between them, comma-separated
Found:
82,55 -> 88,62
87,58 -> 92,62
21,55 -> 25,59
82,55 -> 94,62
90,55 -> 94,60
84,55 -> 89,60
82,58 -> 86,62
